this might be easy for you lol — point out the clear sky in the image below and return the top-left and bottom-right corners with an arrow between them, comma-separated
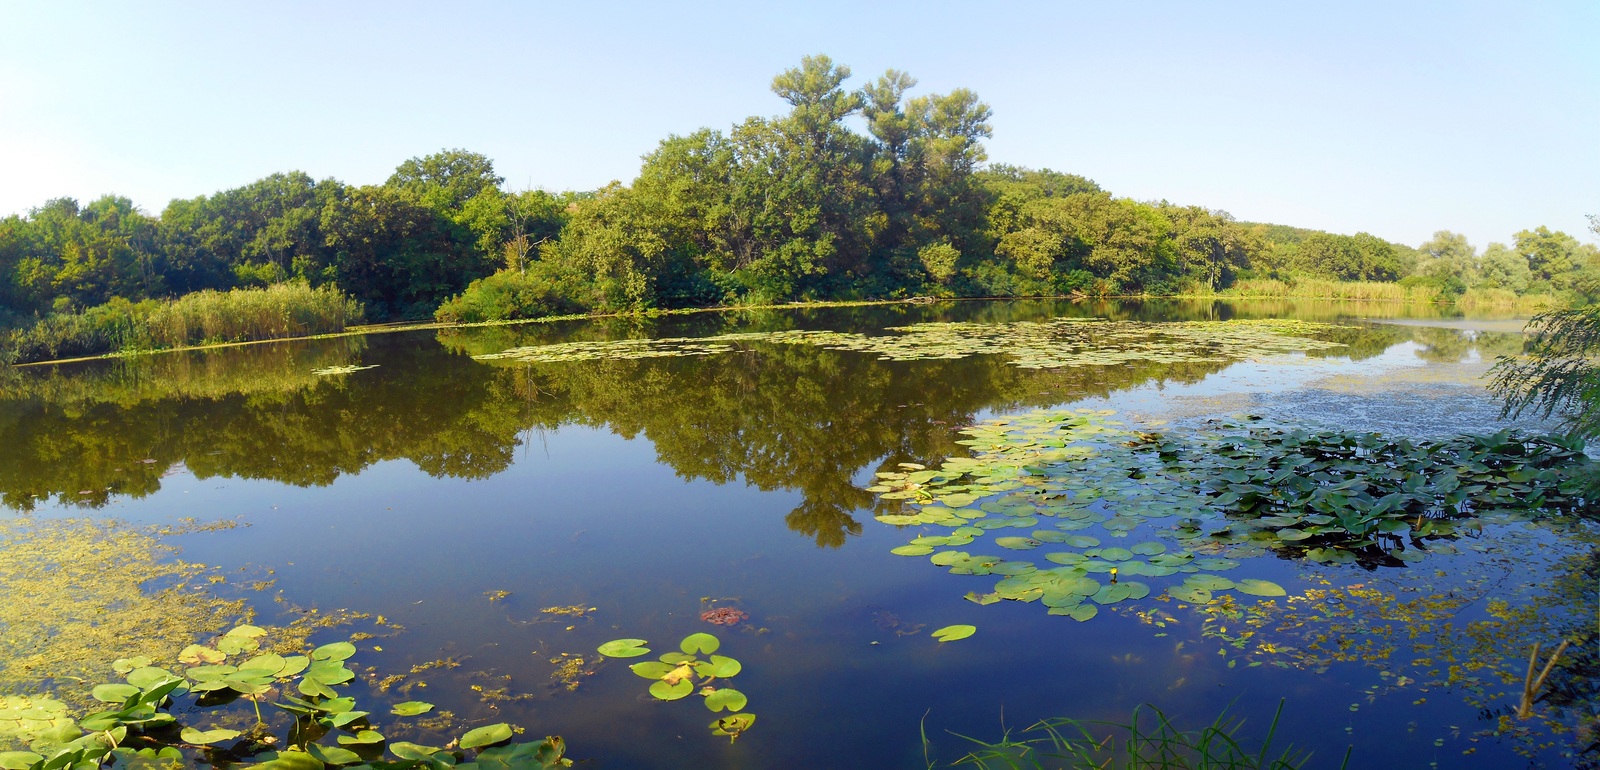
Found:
2,1 -> 1595,249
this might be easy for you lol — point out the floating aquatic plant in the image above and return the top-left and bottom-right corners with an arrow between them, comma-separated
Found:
864,407 -> 1593,625
597,633 -> 756,742
1,626 -> 571,769
473,319 -> 1350,369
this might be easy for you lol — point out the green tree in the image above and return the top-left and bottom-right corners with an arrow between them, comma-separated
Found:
1476,242 -> 1532,293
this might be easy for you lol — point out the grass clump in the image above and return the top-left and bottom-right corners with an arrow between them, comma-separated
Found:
1,283 -> 362,364
937,701 -> 1346,769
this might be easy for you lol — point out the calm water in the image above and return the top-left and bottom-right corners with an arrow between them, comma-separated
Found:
2,299 -> 1593,768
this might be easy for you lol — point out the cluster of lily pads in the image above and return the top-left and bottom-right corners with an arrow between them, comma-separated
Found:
1154,423 -> 1593,562
0,625 -> 570,770
473,318 -> 1350,369
867,407 -> 1592,621
596,634 -> 754,742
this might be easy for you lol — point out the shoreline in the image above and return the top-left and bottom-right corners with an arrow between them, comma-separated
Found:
7,292 -> 1542,369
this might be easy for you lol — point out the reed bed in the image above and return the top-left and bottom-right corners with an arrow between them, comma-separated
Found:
1,284 -> 363,364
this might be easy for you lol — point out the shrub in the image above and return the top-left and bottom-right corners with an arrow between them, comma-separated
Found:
434,266 -> 588,324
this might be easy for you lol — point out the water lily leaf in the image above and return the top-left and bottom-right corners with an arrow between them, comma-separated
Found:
1274,528 -> 1312,541
680,632 -> 720,655
649,678 -> 694,701
336,730 -> 384,745
306,743 -> 362,765
92,684 -> 139,703
1193,557 -> 1240,571
0,752 -> 44,770
1097,548 -> 1134,562
630,661 -> 676,680
178,645 -> 225,666
994,537 -> 1041,550
1235,579 -> 1288,597
390,743 -> 442,760
931,624 -> 976,642
306,660 -> 354,685
391,701 -> 434,717
1044,552 -> 1087,565
930,551 -> 967,566
1129,541 -> 1167,556
597,639 -> 651,658
278,656 -> 311,678
1185,574 -> 1235,591
1168,585 -> 1214,604
703,688 -> 748,712
1066,604 -> 1098,621
226,624 -> 267,639
709,712 -> 756,738
126,667 -> 181,690
460,722 -> 514,749
1121,581 -> 1151,600
658,652 -> 697,664
255,750 -> 324,770
180,727 -> 242,745
964,591 -> 1001,605
239,653 -> 286,677
311,642 -> 356,662
1063,535 -> 1100,548
696,655 -> 742,679
891,544 -> 935,556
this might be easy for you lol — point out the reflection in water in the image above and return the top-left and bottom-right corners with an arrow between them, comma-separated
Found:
0,302 -> 1525,550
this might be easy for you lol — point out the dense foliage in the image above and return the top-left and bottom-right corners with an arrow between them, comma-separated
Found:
2,56 -> 1594,362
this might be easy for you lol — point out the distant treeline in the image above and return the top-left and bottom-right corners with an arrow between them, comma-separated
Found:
3,55 -> 1596,360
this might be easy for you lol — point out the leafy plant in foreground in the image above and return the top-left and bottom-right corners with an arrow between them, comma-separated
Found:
937,700 -> 1348,770
0,625 -> 570,770
596,633 -> 755,742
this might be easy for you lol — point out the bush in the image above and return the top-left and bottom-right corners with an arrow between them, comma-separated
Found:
434,266 -> 588,324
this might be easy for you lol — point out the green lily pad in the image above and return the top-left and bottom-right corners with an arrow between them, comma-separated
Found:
311,642 -> 356,662
1062,535 -> 1100,548
336,730 -> 384,745
994,536 -> 1041,550
597,639 -> 651,658
391,701 -> 434,717
1168,584 -> 1214,603
891,544 -> 935,556
1129,541 -> 1167,556
703,688 -> 748,712
1185,574 -> 1235,591
91,684 -> 139,703
180,727 -> 242,745
680,632 -> 720,654
710,712 -> 756,738
630,661 -> 676,680
306,744 -> 363,765
964,591 -> 1001,605
1236,579 -> 1288,597
460,722 -> 514,749
931,624 -> 977,642
649,678 -> 695,701
1097,547 -> 1134,562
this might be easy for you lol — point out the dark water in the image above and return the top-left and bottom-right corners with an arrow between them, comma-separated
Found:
1,299 -> 1592,768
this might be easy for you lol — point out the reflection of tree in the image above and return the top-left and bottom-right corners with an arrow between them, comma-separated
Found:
0,301 -> 1359,546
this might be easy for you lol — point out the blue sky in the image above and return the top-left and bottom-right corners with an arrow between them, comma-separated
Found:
2,1 -> 1595,249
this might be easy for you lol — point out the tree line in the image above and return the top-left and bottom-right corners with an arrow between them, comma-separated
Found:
2,55 -> 1595,337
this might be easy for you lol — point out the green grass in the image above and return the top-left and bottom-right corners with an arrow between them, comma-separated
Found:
932,701 -> 1349,770
1,283 -> 363,365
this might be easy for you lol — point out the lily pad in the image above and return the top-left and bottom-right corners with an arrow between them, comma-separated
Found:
597,638 -> 651,658
391,701 -> 434,717
994,537 -> 1041,550
180,727 -> 242,745
680,633 -> 720,655
1167,584 -> 1214,604
931,624 -> 977,642
703,688 -> 748,712
460,722 -> 513,749
1235,579 -> 1288,597
649,678 -> 695,701
891,544 -> 935,556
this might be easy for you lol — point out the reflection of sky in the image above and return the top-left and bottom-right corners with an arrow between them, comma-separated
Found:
1,308 -> 1585,768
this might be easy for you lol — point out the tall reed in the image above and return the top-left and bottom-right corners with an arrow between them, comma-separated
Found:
1,283 -> 364,365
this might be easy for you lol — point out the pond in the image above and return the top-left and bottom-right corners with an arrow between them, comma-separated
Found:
1,298 -> 1595,769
